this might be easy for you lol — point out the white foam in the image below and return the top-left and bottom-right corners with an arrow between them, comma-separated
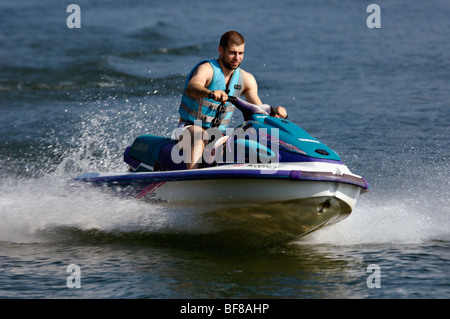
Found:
0,173 -> 218,243
298,187 -> 450,246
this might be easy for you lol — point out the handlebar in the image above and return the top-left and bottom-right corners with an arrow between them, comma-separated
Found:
227,95 -> 238,105
227,96 -> 288,120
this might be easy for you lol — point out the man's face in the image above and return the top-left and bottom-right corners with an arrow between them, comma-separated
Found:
219,43 -> 245,70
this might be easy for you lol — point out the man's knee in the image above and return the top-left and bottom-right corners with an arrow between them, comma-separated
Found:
184,125 -> 209,144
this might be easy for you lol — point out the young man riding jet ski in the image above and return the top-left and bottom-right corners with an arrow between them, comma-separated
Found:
173,31 -> 288,169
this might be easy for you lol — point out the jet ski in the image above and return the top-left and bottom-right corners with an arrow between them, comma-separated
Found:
73,97 -> 369,244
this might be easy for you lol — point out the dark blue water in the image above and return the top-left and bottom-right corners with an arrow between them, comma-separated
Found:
1,0 -> 449,300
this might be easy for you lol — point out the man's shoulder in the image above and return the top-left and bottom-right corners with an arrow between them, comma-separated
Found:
239,68 -> 257,85
239,68 -> 248,75
191,61 -> 214,77
239,68 -> 255,80
197,60 -> 213,69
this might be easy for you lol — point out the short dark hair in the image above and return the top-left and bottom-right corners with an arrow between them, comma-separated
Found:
219,31 -> 245,48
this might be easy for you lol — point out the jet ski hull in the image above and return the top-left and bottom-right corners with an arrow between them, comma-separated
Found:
73,163 -> 368,243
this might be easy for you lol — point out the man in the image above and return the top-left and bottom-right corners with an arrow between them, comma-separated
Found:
174,31 -> 287,169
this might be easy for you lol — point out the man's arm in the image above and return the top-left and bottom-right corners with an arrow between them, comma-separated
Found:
241,71 -> 263,105
242,70 -> 287,119
186,63 -> 228,103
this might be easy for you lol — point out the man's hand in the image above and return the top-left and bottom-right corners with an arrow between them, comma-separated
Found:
273,106 -> 288,119
208,90 -> 228,104
268,105 -> 287,119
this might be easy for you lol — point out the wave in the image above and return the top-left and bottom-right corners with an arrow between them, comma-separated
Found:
298,166 -> 450,246
0,175 -> 258,250
1,18 -> 204,96
1,62 -> 143,90
0,62 -> 186,103
126,21 -> 174,41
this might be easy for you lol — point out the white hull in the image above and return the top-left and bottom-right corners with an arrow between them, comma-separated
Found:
75,162 -> 367,243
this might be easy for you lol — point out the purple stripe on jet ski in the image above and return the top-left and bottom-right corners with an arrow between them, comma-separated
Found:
289,170 -> 369,190
278,149 -> 342,164
74,167 -> 369,190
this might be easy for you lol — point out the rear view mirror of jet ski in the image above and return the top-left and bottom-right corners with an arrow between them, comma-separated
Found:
73,96 -> 369,245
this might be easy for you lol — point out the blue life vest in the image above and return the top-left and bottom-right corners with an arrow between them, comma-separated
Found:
179,59 -> 244,131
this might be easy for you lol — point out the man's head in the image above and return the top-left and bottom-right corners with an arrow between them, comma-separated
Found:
218,31 -> 245,71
